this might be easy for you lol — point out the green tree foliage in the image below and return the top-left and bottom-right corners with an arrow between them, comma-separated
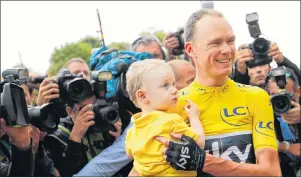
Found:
48,42 -> 93,76
108,42 -> 131,51
139,30 -> 168,43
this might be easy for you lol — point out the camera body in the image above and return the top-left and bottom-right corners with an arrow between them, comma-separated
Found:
172,28 -> 185,56
50,69 -> 94,118
1,69 -> 60,133
243,12 -> 272,68
89,70 -> 120,133
270,66 -> 294,115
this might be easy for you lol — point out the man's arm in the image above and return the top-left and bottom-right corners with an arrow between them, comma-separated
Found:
75,122 -> 134,177
203,148 -> 281,176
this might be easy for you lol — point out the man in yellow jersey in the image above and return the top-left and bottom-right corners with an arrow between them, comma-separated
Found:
156,9 -> 282,176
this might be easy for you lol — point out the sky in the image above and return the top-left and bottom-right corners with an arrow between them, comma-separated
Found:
1,1 -> 300,75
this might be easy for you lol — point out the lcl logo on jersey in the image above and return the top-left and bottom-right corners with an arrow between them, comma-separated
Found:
220,106 -> 250,126
255,121 -> 275,138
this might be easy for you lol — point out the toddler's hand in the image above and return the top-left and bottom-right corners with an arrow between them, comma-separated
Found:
184,100 -> 200,119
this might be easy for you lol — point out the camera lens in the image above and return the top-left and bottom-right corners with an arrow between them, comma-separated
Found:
68,79 -> 93,102
99,107 -> 119,124
106,109 -> 118,121
71,82 -> 84,95
271,95 -> 291,114
253,38 -> 269,55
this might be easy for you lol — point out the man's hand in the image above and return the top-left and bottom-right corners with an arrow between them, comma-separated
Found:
155,132 -> 206,171
69,104 -> 95,143
109,119 -> 122,138
236,44 -> 254,74
269,42 -> 284,63
288,143 -> 301,156
0,118 -> 31,149
281,101 -> 300,124
36,77 -> 60,106
30,125 -> 41,153
164,33 -> 179,56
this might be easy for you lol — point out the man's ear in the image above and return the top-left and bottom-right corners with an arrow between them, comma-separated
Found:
185,42 -> 198,67
136,89 -> 149,104
185,42 -> 195,58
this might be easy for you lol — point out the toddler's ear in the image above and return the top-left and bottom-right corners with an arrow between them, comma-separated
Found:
136,89 -> 149,104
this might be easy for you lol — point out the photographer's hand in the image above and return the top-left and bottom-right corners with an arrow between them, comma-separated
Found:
156,132 -> 206,172
69,104 -> 95,143
30,125 -> 41,153
269,42 -> 284,63
236,44 -> 254,74
281,101 -> 300,124
164,33 -> 179,56
36,77 -> 60,106
109,119 -> 122,138
0,118 -> 31,149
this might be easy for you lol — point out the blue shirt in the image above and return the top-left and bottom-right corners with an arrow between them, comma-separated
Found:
276,116 -> 296,142
74,122 -> 133,176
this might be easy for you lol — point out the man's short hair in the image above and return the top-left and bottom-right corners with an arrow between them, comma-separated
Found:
126,59 -> 168,105
184,9 -> 223,42
131,36 -> 162,52
63,58 -> 88,69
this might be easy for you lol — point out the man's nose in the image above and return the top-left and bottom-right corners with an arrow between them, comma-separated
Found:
221,43 -> 231,54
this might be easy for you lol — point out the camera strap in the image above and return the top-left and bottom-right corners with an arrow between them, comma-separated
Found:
86,134 -> 97,158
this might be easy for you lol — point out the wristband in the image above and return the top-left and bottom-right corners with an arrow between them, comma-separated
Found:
283,141 -> 290,153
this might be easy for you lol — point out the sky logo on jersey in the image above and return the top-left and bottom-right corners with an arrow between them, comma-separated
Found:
221,84 -> 229,93
220,106 -> 250,126
255,121 -> 275,138
181,91 -> 188,96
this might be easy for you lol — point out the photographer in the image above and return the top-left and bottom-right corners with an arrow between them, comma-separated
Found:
233,43 -> 301,86
1,68 -> 57,177
0,119 -> 34,177
41,58 -> 124,176
268,67 -> 300,176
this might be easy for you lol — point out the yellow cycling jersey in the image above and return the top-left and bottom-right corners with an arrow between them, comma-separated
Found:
169,79 -> 277,164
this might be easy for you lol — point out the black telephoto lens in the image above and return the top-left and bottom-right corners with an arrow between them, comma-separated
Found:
100,107 -> 119,124
252,38 -> 269,56
271,95 -> 291,114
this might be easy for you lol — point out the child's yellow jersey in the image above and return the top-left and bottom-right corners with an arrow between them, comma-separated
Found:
125,111 -> 198,176
169,79 -> 277,164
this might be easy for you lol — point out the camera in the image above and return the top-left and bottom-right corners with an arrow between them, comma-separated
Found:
50,69 -> 94,118
0,69 -> 60,132
243,12 -> 272,68
270,66 -> 294,115
172,27 -> 185,56
89,71 -> 120,133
